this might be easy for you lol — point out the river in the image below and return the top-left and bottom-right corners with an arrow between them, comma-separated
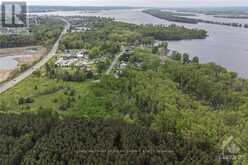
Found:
32,9 -> 248,78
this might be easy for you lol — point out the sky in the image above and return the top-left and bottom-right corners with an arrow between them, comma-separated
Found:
0,0 -> 247,7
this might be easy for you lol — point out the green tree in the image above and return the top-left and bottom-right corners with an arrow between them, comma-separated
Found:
183,53 -> 190,64
192,56 -> 199,64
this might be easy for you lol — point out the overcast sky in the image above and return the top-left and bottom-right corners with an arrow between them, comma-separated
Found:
0,0 -> 247,7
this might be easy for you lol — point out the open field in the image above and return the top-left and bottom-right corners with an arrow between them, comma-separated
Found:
0,74 -> 92,114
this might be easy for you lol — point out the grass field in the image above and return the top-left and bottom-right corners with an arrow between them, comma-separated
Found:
0,73 -> 88,112
0,70 -> 121,119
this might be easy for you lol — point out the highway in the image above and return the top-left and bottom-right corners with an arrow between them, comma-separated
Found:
0,18 -> 70,94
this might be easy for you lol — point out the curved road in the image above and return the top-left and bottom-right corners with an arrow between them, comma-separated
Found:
0,18 -> 70,94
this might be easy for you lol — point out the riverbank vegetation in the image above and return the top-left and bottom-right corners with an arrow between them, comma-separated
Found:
60,16 -> 207,51
1,16 -> 248,164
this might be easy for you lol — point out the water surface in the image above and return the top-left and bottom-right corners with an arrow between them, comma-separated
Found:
0,56 -> 18,70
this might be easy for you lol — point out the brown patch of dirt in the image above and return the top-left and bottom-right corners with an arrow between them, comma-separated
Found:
0,70 -> 17,83
0,46 -> 46,57
15,47 -> 47,66
0,46 -> 47,82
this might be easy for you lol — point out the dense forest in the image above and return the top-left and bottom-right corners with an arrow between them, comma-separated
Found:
60,17 -> 207,53
1,16 -> 248,164
0,112 -> 220,164
0,18 -> 64,48
0,34 -> 37,48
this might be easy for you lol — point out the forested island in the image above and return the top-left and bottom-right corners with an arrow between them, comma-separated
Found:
214,15 -> 248,19
175,7 -> 248,16
1,16 -> 248,164
143,9 -> 247,28
143,9 -> 199,24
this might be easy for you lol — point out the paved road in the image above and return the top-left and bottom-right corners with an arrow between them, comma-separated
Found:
0,18 -> 70,94
106,47 -> 126,75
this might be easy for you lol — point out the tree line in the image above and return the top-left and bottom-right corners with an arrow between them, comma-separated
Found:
0,17 -> 64,48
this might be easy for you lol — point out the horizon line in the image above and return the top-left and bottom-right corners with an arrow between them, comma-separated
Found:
1,3 -> 248,8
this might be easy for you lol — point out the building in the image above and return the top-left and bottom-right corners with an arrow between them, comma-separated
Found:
70,27 -> 91,33
63,49 -> 88,60
56,49 -> 93,70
